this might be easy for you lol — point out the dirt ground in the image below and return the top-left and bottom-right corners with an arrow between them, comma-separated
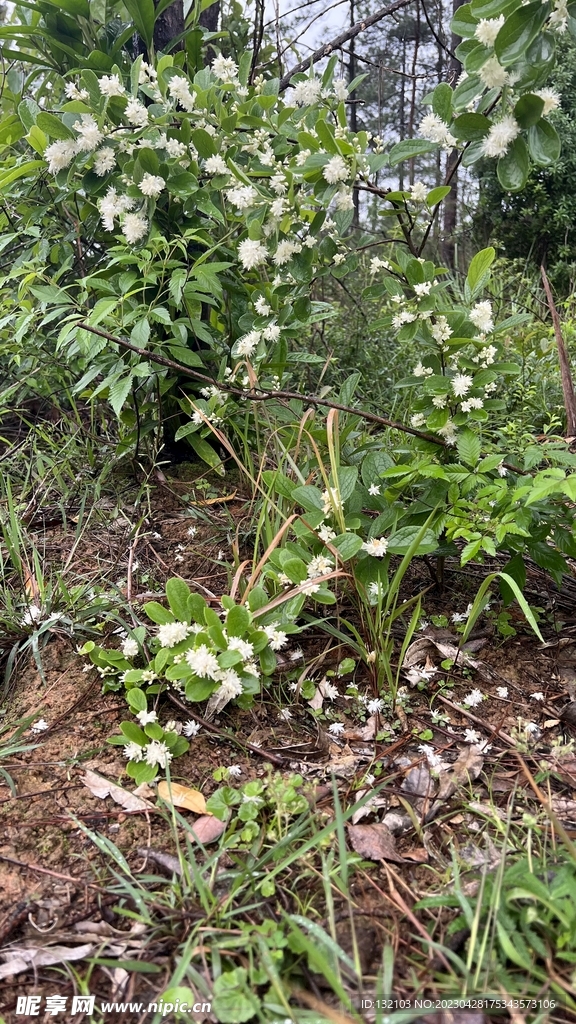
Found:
2,474 -> 576,1021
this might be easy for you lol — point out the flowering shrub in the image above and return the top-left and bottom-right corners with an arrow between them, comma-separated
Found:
80,577 -> 299,783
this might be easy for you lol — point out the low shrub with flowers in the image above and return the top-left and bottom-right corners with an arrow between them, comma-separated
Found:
79,577 -> 299,783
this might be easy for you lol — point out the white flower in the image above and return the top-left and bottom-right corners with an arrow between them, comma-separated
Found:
321,488 -> 343,516
334,187 -> 355,210
21,604 -> 43,625
157,621 -> 189,648
165,138 -> 187,158
478,55 -> 509,90
332,78 -> 348,101
461,397 -> 484,412
438,420 -> 458,444
530,692 -> 545,701
169,76 -> 196,111
278,708 -> 292,720
419,112 -> 457,151
318,524 -> 336,544
498,463 -> 508,477
481,114 -> 520,158
332,253 -> 346,266
122,211 -> 149,244
430,316 -> 453,344
211,54 -> 239,84
524,721 -> 540,735
263,623 -> 288,650
323,155 -> 350,184
253,296 -> 271,316
370,256 -> 390,273
235,329 -> 261,357
125,97 -> 149,127
497,686 -> 509,698
45,139 -> 78,175
65,82 -> 89,101
474,15 -> 504,46
98,187 -> 134,231
418,744 -> 449,773
124,741 -> 144,762
214,669 -> 244,701
413,362 -> 433,377
186,643 -> 220,678
227,764 -> 243,777
464,728 -> 481,744
368,484 -> 381,496
73,114 -> 103,152
122,637 -> 139,658
414,282 -> 432,297
291,78 -> 322,106
139,172 -> 165,198
534,87 -> 561,116
328,722 -> 345,736
99,74 -> 126,97
463,688 -> 484,707
367,698 -> 385,714
227,635 -> 254,660
451,373 -> 474,398
238,238 -> 268,270
243,661 -> 260,677
432,396 -> 447,409
145,740 -> 172,768
362,537 -> 388,557
307,554 -> 334,577
31,718 -> 49,734
273,239 -> 302,265
392,310 -> 416,330
270,172 -> 287,194
183,720 -> 201,737
550,0 -> 568,31
469,300 -> 494,334
411,414 -> 426,428
228,185 -> 258,210
405,665 -> 437,685
410,182 -> 428,201
322,681 -> 339,700
136,709 -> 158,725
204,154 -> 228,175
92,147 -> 116,176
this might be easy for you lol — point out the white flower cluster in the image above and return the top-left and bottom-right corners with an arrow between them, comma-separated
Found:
419,112 -> 457,151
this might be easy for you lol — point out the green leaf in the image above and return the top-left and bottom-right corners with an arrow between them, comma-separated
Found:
123,0 -> 155,48
426,185 -> 451,206
527,119 -> 561,167
36,112 -> 75,140
497,137 -> 529,192
143,601 -> 174,625
120,721 -> 147,745
109,374 -> 133,417
330,532 -> 363,560
456,427 -> 482,467
513,93 -> 545,128
291,485 -> 324,512
494,1 -> 549,66
185,432 -> 224,475
432,83 -> 453,122
388,139 -> 436,165
466,246 -> 495,295
212,967 -> 260,1024
127,688 -> 147,712
453,112 -> 491,141
166,578 -> 191,621
0,160 -> 46,191
451,3 -> 479,37
387,527 -> 438,555
226,604 -> 251,636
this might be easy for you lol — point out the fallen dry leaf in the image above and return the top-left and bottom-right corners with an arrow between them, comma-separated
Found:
0,943 -> 94,980
82,770 -> 153,812
186,814 -> 227,844
157,780 -> 208,815
425,745 -> 484,822
347,823 -> 406,864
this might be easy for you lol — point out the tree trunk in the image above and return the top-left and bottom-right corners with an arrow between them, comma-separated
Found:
441,0 -> 463,268
153,0 -> 184,52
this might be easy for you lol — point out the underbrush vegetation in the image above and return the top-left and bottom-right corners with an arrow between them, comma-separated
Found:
2,0 -> 576,1021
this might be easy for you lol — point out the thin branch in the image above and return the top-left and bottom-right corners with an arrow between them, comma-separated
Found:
279,0 -> 414,90
75,321 -> 446,444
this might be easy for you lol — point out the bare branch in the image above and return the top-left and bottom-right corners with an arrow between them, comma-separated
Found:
279,0 -> 414,90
